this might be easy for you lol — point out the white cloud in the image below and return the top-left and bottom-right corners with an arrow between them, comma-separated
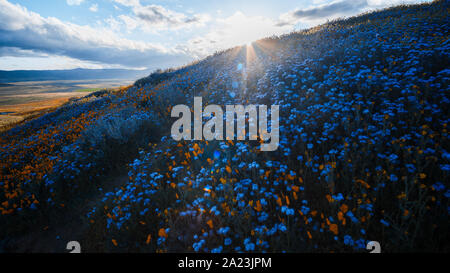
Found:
111,0 -> 139,7
89,3 -> 98,12
66,0 -> 84,6
0,54 -> 125,70
277,0 -> 369,27
105,16 -> 122,32
111,0 -> 210,31
186,12 -> 292,58
367,0 -> 418,6
0,0 -> 192,68
117,14 -> 139,32
276,0 -> 429,27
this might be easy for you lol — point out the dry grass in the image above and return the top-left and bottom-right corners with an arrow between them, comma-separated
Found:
0,97 -> 77,131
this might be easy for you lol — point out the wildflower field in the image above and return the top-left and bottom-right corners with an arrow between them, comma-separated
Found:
0,0 -> 449,252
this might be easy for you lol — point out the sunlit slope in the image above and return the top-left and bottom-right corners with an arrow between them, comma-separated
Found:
0,0 -> 449,252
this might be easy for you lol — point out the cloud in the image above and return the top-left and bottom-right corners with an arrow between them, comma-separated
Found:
135,5 -> 202,26
0,54 -> 125,70
185,12 -> 292,58
112,0 -> 209,31
0,0 -> 192,68
367,0 -> 422,6
111,0 -> 139,7
277,0 -> 369,26
0,47 -> 46,58
89,4 -> 98,12
66,0 -> 84,6
276,0 -> 427,27
117,14 -> 139,31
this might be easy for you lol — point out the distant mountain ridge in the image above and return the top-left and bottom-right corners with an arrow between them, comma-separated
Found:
0,68 -> 151,83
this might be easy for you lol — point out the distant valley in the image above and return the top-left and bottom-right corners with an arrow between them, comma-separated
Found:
0,68 -> 150,83
0,69 -> 151,129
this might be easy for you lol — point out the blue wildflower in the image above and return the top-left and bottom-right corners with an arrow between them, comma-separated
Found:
380,219 -> 390,227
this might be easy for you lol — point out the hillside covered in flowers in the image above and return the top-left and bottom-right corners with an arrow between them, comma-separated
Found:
0,0 -> 449,252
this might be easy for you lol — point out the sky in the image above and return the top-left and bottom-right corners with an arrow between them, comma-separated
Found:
0,0 -> 430,71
